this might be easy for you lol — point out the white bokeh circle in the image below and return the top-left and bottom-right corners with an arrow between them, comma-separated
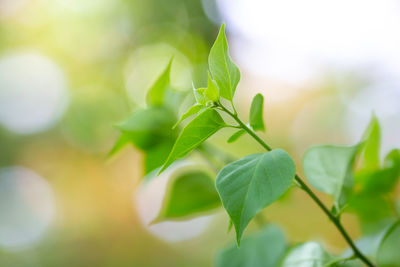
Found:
0,52 -> 68,134
0,166 -> 56,250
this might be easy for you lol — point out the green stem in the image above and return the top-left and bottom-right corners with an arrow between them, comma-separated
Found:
217,103 -> 375,267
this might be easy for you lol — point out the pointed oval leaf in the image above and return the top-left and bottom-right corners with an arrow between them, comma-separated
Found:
154,169 -> 220,222
249,93 -> 265,132
303,144 -> 360,209
173,104 -> 203,129
208,24 -> 240,101
216,225 -> 287,267
227,129 -> 246,143
146,58 -> 172,106
377,220 -> 400,267
216,149 -> 296,244
280,242 -> 334,267
159,108 -> 226,173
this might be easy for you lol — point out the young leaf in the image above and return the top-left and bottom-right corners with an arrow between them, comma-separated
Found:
153,169 -> 220,222
116,106 -> 176,150
146,58 -> 172,106
159,108 -> 226,173
173,104 -> 203,129
359,114 -> 381,172
303,144 -> 360,209
280,242 -> 334,267
377,220 -> 400,267
249,93 -> 265,132
216,225 -> 286,267
227,129 -> 246,143
204,72 -> 219,102
216,149 -> 296,244
194,87 -> 208,106
208,24 -> 240,101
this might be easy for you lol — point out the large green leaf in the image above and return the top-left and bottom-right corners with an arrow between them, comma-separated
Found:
208,24 -> 240,101
154,169 -> 220,222
377,220 -> 400,267
280,242 -> 334,267
249,93 -> 265,132
145,58 -> 172,106
216,225 -> 286,267
359,114 -> 381,172
116,106 -> 176,150
303,144 -> 359,209
216,149 -> 296,244
159,108 -> 226,173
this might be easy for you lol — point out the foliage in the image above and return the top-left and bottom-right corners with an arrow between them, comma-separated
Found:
113,24 -> 400,267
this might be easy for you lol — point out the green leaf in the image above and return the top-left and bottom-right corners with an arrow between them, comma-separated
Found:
108,134 -> 131,158
280,242 -> 334,267
216,149 -> 296,244
204,72 -> 219,102
216,225 -> 286,267
194,87 -> 208,106
377,220 -> 400,267
153,169 -> 220,222
359,114 -> 381,172
144,139 -> 175,175
208,24 -> 240,101
303,144 -> 360,209
159,108 -> 226,173
249,93 -> 265,132
173,104 -> 203,129
146,58 -> 172,106
116,106 -> 176,150
227,129 -> 246,143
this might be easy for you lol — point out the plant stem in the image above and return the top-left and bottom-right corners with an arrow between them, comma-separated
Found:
217,103 -> 375,267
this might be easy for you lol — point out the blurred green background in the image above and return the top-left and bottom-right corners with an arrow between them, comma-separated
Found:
0,0 -> 399,266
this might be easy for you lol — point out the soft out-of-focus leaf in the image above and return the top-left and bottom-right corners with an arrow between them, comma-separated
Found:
216,149 -> 296,244
303,144 -> 359,209
349,192 -> 392,234
108,134 -> 131,158
208,24 -> 240,101
280,242 -> 334,267
359,114 -> 381,172
145,58 -> 172,106
227,129 -> 245,143
173,104 -> 203,129
160,108 -> 226,173
377,220 -> 400,267
144,139 -> 175,175
249,93 -> 265,132
116,106 -> 176,150
216,225 -> 286,267
154,169 -> 220,222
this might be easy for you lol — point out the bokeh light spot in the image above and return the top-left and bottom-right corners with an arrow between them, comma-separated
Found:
0,52 -> 69,134
0,166 -> 56,250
